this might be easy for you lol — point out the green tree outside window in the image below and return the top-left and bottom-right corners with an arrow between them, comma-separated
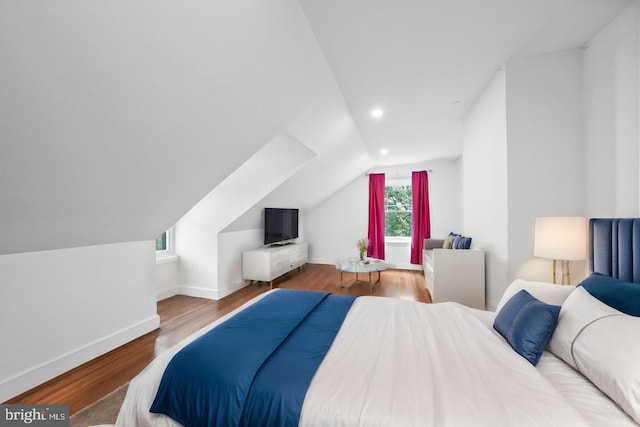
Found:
385,185 -> 412,237
156,232 -> 167,251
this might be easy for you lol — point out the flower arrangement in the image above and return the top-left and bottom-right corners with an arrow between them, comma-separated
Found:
357,238 -> 369,260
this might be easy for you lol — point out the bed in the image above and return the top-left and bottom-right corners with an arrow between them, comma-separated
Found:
115,218 -> 640,426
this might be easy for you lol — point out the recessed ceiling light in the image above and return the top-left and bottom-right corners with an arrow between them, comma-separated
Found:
380,148 -> 389,155
371,108 -> 384,119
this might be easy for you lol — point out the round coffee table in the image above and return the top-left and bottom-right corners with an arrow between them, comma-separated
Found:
337,258 -> 387,291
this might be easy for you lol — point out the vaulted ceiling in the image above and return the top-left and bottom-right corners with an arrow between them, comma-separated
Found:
0,0 -> 632,255
299,0 -> 633,165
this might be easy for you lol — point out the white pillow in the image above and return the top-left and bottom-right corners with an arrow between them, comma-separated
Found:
496,279 -> 575,312
547,287 -> 619,369
548,287 -> 640,424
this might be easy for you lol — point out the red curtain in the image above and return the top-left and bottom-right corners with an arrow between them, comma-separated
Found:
411,170 -> 431,264
367,173 -> 385,260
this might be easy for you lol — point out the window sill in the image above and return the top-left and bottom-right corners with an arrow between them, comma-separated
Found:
385,237 -> 410,246
156,253 -> 179,265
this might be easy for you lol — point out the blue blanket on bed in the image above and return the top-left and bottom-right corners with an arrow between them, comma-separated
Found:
150,289 -> 355,427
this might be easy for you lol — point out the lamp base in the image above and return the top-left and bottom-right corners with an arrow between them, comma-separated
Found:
552,259 -> 571,285
561,260 -> 571,285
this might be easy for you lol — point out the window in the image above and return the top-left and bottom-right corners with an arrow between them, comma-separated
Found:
385,183 -> 412,238
156,232 -> 168,251
156,226 -> 177,263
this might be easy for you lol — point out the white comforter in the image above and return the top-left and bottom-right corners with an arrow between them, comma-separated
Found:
117,292 -> 592,426
300,296 -> 588,427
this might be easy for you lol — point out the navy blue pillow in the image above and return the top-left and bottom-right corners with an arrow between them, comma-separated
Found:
452,235 -> 472,249
579,273 -> 640,316
459,236 -> 472,249
493,290 -> 561,365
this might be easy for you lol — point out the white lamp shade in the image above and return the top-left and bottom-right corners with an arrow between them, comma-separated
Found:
534,217 -> 587,261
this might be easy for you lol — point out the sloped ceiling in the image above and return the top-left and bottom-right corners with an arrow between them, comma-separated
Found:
0,0 -> 370,255
0,0 -> 633,255
299,0 -> 632,165
230,0 -> 634,230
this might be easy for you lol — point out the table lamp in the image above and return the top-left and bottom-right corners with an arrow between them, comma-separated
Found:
534,217 -> 587,285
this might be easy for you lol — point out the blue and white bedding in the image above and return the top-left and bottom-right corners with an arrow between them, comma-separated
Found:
115,287 -> 637,427
149,290 -> 354,427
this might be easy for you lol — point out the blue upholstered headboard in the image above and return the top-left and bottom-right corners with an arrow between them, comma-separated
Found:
590,218 -> 640,284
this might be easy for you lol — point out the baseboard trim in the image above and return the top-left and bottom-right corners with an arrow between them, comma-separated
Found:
174,285 -> 220,301
0,315 -> 159,403
216,281 -> 250,300
308,258 -> 340,266
385,262 -> 422,271
172,282 -> 250,301
157,287 -> 180,301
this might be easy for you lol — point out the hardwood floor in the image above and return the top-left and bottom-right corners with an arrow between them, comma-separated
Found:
6,264 -> 429,414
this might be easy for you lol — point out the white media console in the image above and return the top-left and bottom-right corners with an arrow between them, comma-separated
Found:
242,242 -> 308,288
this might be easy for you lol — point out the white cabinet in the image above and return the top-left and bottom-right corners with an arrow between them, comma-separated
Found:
423,248 -> 485,309
242,242 -> 308,288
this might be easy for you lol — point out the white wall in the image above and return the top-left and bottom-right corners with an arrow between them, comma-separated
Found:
305,158 -> 461,268
432,158 -> 463,237
217,229 -> 264,297
175,134 -> 315,300
462,69 -> 509,310
463,50 -> 586,310
0,242 -> 159,402
165,0 -> 372,300
156,260 -> 179,301
305,176 -> 369,265
2,0 -> 372,398
462,1 -> 640,309
158,230 -> 263,302
584,1 -> 640,217
505,50 -> 585,287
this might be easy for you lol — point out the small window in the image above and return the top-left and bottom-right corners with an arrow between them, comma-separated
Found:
155,227 -> 174,253
155,227 -> 178,264
385,184 -> 412,237
156,232 -> 168,251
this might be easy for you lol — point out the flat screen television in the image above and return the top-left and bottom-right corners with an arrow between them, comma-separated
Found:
264,208 -> 299,246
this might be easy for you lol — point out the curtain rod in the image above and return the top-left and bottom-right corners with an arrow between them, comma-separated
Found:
365,169 -> 432,176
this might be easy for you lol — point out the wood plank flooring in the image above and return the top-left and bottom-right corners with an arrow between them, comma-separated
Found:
6,263 -> 429,414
